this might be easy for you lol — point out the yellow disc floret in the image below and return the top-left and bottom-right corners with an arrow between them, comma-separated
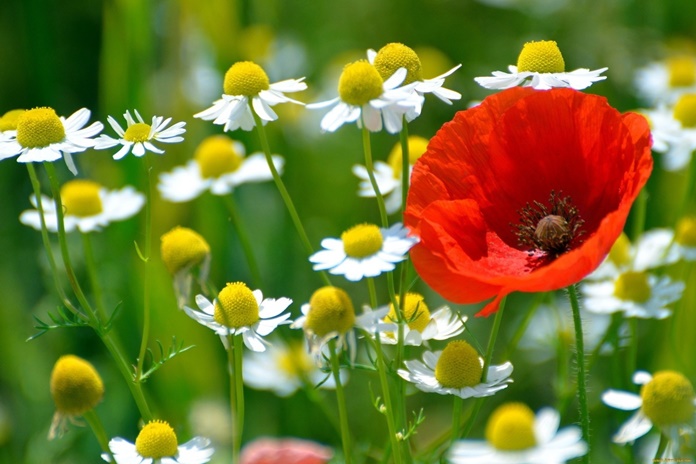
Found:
673,94 -> 696,128
341,223 -> 383,258
641,371 -> 695,426
373,43 -> 423,85
434,340 -> 482,389
387,135 -> 429,179
516,40 -> 566,74
135,420 -> 179,459
386,292 -> 431,332
60,180 -> 103,217
608,232 -> 632,267
124,122 -> 152,143
224,61 -> 270,96
50,355 -> 104,416
194,135 -> 244,178
614,271 -> 651,303
485,403 -> 537,451
0,109 -> 26,131
676,216 -> 696,247
16,107 -> 65,148
667,56 -> 696,88
214,282 -> 260,329
160,226 -> 210,275
305,286 -> 355,337
338,61 -> 384,106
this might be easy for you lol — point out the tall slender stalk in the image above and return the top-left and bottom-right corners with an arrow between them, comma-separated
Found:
567,284 -> 590,464
361,124 -> 388,228
135,156 -> 153,382
83,409 -> 113,459
329,338 -> 352,464
227,334 -> 245,464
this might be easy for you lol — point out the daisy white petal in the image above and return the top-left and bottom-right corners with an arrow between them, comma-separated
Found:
96,110 -> 185,159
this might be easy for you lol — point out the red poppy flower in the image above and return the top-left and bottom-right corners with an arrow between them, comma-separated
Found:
405,87 -> 652,317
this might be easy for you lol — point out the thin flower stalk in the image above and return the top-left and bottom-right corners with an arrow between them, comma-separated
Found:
223,194 -> 263,288
227,334 -> 246,464
135,156 -> 154,385
329,338 -> 353,464
83,409 -> 113,459
567,284 -> 590,464
361,124 -> 388,228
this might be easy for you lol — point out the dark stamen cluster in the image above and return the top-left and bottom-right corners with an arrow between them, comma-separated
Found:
514,190 -> 585,257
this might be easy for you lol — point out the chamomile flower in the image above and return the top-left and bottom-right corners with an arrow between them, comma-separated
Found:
448,403 -> 587,464
95,110 -> 186,160
602,370 -> 696,449
307,60 -> 423,134
103,420 -> 214,464
475,40 -> 607,90
0,107 -> 102,175
634,56 -> 696,105
194,61 -> 306,131
20,180 -> 144,233
160,226 -> 211,308
158,135 -> 282,202
643,94 -> 696,171
0,109 -> 25,142
183,282 -> 292,352
352,135 -> 429,214
397,340 -> 513,399
309,222 -> 418,281
671,216 -> 696,261
376,292 -> 466,346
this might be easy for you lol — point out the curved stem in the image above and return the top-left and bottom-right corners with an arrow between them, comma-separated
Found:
361,124 -> 388,228
329,339 -> 352,464
567,284 -> 590,464
233,334 -> 245,464
223,194 -> 263,288
83,409 -> 113,459
135,156 -> 153,381
653,432 -> 669,461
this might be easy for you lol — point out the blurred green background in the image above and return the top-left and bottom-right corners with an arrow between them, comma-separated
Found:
1,0 -> 695,462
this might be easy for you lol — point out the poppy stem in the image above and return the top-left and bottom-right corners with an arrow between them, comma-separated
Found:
567,284 -> 591,463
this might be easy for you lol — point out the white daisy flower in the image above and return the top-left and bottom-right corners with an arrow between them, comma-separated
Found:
474,40 -> 607,90
183,282 -> 291,352
307,60 -> 423,134
20,180 -> 144,233
194,61 -> 306,132
634,56 -> 696,105
642,95 -> 696,171
0,107 -> 102,175
158,135 -> 282,202
602,370 -> 696,449
352,135 -> 429,214
309,222 -> 418,282
102,420 -> 214,464
671,216 -> 696,261
397,340 -> 513,399
160,226 -> 211,309
95,109 -> 185,160
0,109 -> 25,143
448,403 -> 587,464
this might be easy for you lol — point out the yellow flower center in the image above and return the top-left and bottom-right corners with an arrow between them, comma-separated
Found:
485,403 -> 537,451
16,107 -> 65,148
223,61 -> 270,96
667,56 -> 696,88
213,282 -> 260,329
434,340 -> 482,389
613,271 -> 651,303
124,122 -> 152,143
516,40 -> 566,73
387,135 -> 429,179
386,292 -> 431,332
305,286 -> 356,337
341,223 -> 383,258
338,61 -> 384,106
277,342 -> 314,378
641,371 -> 695,426
0,109 -> 26,131
160,226 -> 210,275
608,232 -> 632,267
135,420 -> 179,459
60,180 -> 103,217
373,42 -> 423,85
50,355 -> 104,416
676,216 -> 696,247
673,93 -> 696,128
194,135 -> 244,179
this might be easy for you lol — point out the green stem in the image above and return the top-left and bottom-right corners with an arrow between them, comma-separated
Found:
631,189 -> 648,241
450,396 -> 463,444
502,292 -> 545,360
329,339 -> 352,464
567,284 -> 591,464
83,409 -> 113,459
135,156 -> 153,381
234,334 -> 245,464
227,335 -> 241,464
81,232 -> 108,323
653,432 -> 669,461
222,194 -> 263,288
361,124 -> 388,228
399,116 -> 410,217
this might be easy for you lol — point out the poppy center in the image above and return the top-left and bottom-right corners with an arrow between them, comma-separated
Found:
373,42 -> 422,85
387,135 -> 429,179
338,61 -> 384,106
213,282 -> 260,329
341,223 -> 383,258
640,371 -> 695,426
0,109 -> 25,131
223,61 -> 270,96
135,420 -> 179,459
60,180 -> 103,217
124,122 -> 152,143
485,403 -> 537,451
160,226 -> 210,275
305,286 -> 355,337
194,135 -> 243,178
613,271 -> 651,303
676,216 -> 696,247
277,342 -> 313,378
434,340 -> 482,388
667,57 -> 696,88
386,292 -> 431,332
673,94 -> 696,128
50,355 -> 104,416
516,40 -> 565,73
16,107 -> 65,148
